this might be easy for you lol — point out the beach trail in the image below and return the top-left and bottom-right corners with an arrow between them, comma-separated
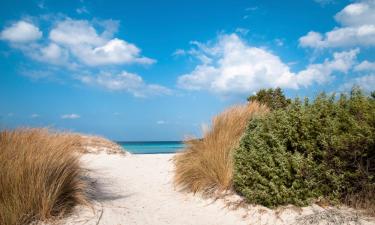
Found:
63,153 -> 248,225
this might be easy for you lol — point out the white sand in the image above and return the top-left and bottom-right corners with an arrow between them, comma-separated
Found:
61,153 -> 375,225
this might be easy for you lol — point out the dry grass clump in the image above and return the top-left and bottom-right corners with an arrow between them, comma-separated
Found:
174,101 -> 268,195
345,187 -> 375,216
0,128 -> 90,225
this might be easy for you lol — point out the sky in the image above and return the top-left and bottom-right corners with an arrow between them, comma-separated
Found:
0,0 -> 374,141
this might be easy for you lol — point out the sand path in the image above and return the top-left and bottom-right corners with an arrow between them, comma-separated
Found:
63,153 -> 248,225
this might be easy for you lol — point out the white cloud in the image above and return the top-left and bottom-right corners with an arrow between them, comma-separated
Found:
31,114 -> 40,118
295,49 -> 359,87
37,1 -> 45,9
173,49 -> 186,56
354,60 -> 375,71
0,21 -> 42,43
335,2 -> 375,27
275,38 -> 284,46
0,17 -> 167,98
48,19 -> 155,66
50,19 -> 104,46
41,43 -> 64,60
299,26 -> 375,48
177,34 -> 359,95
29,43 -> 71,66
299,1 -> 375,48
78,71 -> 171,97
245,7 -> 258,11
76,38 -> 155,66
235,27 -> 249,35
61,114 -> 80,119
1,18 -> 154,67
340,74 -> 375,92
156,120 -> 166,125
18,69 -> 64,81
299,31 -> 323,47
76,7 -> 89,14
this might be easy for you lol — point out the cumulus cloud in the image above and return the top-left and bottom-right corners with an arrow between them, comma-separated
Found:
177,34 -> 359,95
48,19 -> 155,66
78,71 -> 171,97
61,114 -> 80,119
335,1 -> 375,27
340,74 -> 375,92
76,38 -> 155,66
299,26 -> 375,48
0,21 -> 42,42
29,43 -> 71,66
49,19 -> 105,46
295,49 -> 359,87
1,18 -> 155,67
354,60 -> 375,71
299,1 -> 375,48
0,17 -> 166,98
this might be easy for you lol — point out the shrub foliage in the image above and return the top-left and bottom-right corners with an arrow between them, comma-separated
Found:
247,87 -> 291,110
234,88 -> 375,207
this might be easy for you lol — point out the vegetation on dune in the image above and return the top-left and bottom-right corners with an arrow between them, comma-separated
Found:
0,129 -> 90,225
75,134 -> 125,154
173,86 -> 374,213
247,87 -> 291,110
234,87 -> 375,209
174,102 -> 269,195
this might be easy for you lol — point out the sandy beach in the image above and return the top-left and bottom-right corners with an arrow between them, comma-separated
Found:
63,153 -> 247,225
60,153 -> 375,225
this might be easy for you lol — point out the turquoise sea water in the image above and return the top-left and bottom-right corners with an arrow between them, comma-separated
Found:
117,141 -> 185,154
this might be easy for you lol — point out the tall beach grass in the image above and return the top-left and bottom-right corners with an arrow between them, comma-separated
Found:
0,129 -> 90,225
173,101 -> 268,195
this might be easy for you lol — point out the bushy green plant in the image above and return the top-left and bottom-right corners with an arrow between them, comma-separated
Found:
234,87 -> 375,208
247,87 -> 291,110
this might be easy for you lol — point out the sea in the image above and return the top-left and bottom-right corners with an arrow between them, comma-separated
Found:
117,141 -> 185,154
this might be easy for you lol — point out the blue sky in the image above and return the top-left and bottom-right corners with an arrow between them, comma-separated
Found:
0,0 -> 374,141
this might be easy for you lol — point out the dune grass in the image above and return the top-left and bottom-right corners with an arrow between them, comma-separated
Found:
79,134 -> 125,154
173,101 -> 268,195
0,128 -> 90,225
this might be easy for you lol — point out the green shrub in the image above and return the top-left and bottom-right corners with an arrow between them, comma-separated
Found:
234,87 -> 375,208
247,87 -> 291,110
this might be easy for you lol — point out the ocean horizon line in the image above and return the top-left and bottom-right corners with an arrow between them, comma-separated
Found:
115,140 -> 183,144
117,141 -> 186,154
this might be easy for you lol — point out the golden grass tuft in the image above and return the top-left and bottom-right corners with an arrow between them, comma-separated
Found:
174,101 -> 269,195
0,128 -> 90,225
